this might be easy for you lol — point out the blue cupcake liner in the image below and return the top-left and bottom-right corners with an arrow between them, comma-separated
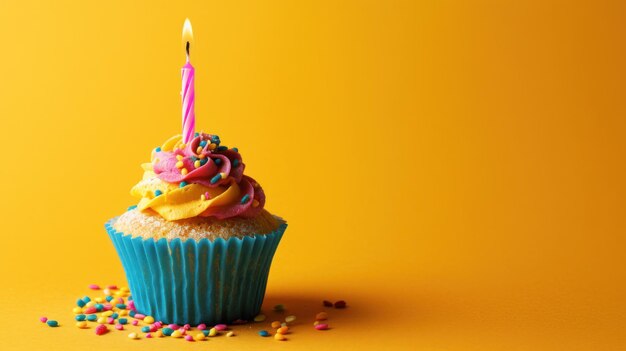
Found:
105,215 -> 286,325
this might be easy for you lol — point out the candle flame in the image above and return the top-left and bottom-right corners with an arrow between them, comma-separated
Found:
182,18 -> 193,60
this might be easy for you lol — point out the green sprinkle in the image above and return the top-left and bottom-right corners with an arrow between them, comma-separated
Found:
241,194 -> 250,204
180,181 -> 188,188
154,190 -> 163,196
233,159 -> 240,168
210,174 -> 222,184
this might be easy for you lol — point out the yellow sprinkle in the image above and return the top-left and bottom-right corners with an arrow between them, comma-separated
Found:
128,332 -> 139,339
194,160 -> 201,168
274,333 -> 286,341
271,321 -> 281,329
176,155 -> 184,161
277,326 -> 289,334
196,146 -> 203,154
72,307 -> 82,314
209,143 -> 217,150
226,331 -> 235,337
103,288 -> 111,296
194,333 -> 206,341
176,161 -> 184,168
119,310 -> 128,316
143,316 -> 155,324
154,330 -> 163,337
94,297 -> 104,303
200,194 -> 206,201
199,153 -> 206,159
171,330 -> 183,338
86,301 -> 96,307
101,311 -> 113,317
76,321 -> 88,328
179,143 -> 186,149
313,321 -> 321,326
181,168 -> 188,175
220,172 -> 227,179
97,317 -> 107,324
120,287 -> 130,292
208,328 -> 217,337
252,200 -> 260,208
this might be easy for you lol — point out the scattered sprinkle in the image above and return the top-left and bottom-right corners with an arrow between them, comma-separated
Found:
241,194 -> 251,204
213,158 -> 222,165
274,333 -> 287,341
232,147 -> 239,152
87,315 -> 97,321
88,284 -> 100,290
194,333 -> 205,341
277,326 -> 289,334
233,159 -> 240,168
155,147 -> 161,152
128,332 -> 138,339
199,140 -> 207,147
254,314 -> 266,322
76,321 -> 88,329
214,324 -> 228,331
194,160 -> 201,168
95,324 -> 108,335
176,155 -> 184,161
315,323 -> 329,330
40,317 -> 48,323
197,323 -> 206,330
181,168 -> 188,175
210,174 -> 222,184
185,335 -> 194,341
226,331 -> 235,337
115,323 -> 124,330
258,330 -> 270,337
285,315 -> 296,323
334,300 -> 347,309
271,321 -> 281,329
171,330 -> 183,338
46,320 -> 58,327
209,143 -> 217,150
217,146 -> 228,151
208,328 -> 217,337
154,190 -> 163,197
253,199 -> 260,207
179,181 -> 188,188
75,315 -> 86,321
175,161 -> 184,168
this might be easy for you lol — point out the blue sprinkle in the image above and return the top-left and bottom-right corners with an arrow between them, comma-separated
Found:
119,318 -> 128,325
95,304 -> 103,311
105,296 -> 113,302
46,320 -> 59,327
155,147 -> 161,152
199,140 -> 207,147
211,135 -> 220,143
241,194 -> 250,204
180,181 -> 188,188
87,315 -> 97,321
194,132 -> 200,137
201,329 -> 210,336
258,330 -> 270,337
77,298 -> 86,307
210,174 -> 222,184
232,147 -> 238,152
213,158 -> 222,165
116,303 -> 126,309
75,314 -> 86,321
141,326 -> 151,333
217,146 -> 228,151
111,313 -> 118,319
129,310 -> 136,317
200,158 -> 208,166
162,328 -> 174,336
233,159 -> 240,168
82,296 -> 91,303
127,205 -> 137,211
154,190 -> 163,196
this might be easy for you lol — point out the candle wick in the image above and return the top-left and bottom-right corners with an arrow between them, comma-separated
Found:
186,41 -> 190,62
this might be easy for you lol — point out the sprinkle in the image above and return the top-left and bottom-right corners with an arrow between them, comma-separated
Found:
258,330 -> 270,337
184,335 -> 193,341
95,324 -> 108,335
199,153 -> 206,159
84,307 -> 97,314
162,328 -> 174,336
154,190 -> 162,197
76,321 -> 88,328
194,160 -> 201,168
252,199 -> 260,207
97,317 -> 107,324
179,181 -> 188,188
128,332 -> 138,339
107,317 -> 115,324
83,296 -> 91,303
168,324 -> 179,330
282,322 -> 288,327
273,304 -> 285,312
88,284 -> 100,290
213,158 -> 222,165
144,316 -> 155,324
277,326 -> 289,334
197,323 -> 206,330
111,313 -> 118,319
205,192 -> 211,200
200,194 -> 205,201
115,323 -> 124,330
103,288 -> 112,296
226,331 -> 235,337
171,330 -> 183,338
87,315 -> 97,321
155,147 -> 161,152
141,326 -> 150,333
105,296 -> 113,302
197,146 -> 203,154
233,159 -> 240,168
240,194 -> 251,204
285,315 -> 296,323
176,161 -> 184,168
108,285 -> 118,290
176,155 -> 184,161
211,135 -> 220,143
199,140 -> 207,147
254,314 -> 266,322
73,307 -> 82,314
134,313 -> 145,319
274,333 -> 286,341
195,132 -> 199,137
217,146 -> 228,151
116,303 -> 126,309
316,312 -> 329,321
220,172 -> 227,179
214,324 -> 228,331
209,143 -> 217,150
334,300 -> 347,309
94,297 -> 104,303
271,321 -> 281,329
181,168 -> 188,175
40,317 -> 48,323
75,315 -> 86,321
232,147 -> 239,152
315,323 -> 329,330
208,328 -> 217,337
77,299 -> 86,307
210,174 -> 222,184
101,310 -> 113,317
132,320 -> 139,326
146,333 -> 153,338
118,318 -> 127,325
179,143 -> 186,149
154,330 -> 163,337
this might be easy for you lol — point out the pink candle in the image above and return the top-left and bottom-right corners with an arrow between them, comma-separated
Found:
181,19 -> 195,144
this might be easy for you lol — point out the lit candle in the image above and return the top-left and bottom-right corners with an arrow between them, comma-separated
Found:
181,19 -> 195,144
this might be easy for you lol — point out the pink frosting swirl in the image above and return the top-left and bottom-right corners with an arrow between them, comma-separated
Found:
152,133 -> 266,219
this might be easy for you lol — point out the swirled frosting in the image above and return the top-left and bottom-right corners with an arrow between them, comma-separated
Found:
131,133 -> 266,221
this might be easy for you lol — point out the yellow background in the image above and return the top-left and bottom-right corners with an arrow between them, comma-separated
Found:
0,0 -> 624,350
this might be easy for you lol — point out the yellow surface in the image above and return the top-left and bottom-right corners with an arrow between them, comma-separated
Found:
0,1 -> 624,350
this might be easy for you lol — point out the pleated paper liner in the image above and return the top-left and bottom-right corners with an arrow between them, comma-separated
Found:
105,215 -> 286,325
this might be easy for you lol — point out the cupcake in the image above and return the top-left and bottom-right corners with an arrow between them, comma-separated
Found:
106,133 -> 286,325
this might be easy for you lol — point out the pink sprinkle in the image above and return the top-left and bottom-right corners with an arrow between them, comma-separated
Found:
107,317 -> 115,324
95,325 -> 107,335
107,285 -> 118,290
132,320 -> 139,326
103,304 -> 112,311
146,333 -> 153,338
89,284 -> 100,290
315,323 -> 329,331
154,322 -> 162,328
168,324 -> 179,330
197,323 -> 206,330
115,324 -> 124,330
214,324 -> 228,331
117,298 -> 124,304
39,317 -> 48,323
84,307 -> 97,314
183,324 -> 190,330
134,313 -> 145,319
149,325 -> 158,332
128,301 -> 136,311
204,191 -> 211,199
185,335 -> 194,341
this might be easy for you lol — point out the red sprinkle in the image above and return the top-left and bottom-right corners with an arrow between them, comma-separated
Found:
323,300 -> 333,307
84,307 -> 97,314
107,285 -> 118,290
89,284 -> 100,290
334,300 -> 347,309
95,325 -> 108,335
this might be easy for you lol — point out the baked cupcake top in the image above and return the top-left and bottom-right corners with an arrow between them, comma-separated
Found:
131,133 -> 266,221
